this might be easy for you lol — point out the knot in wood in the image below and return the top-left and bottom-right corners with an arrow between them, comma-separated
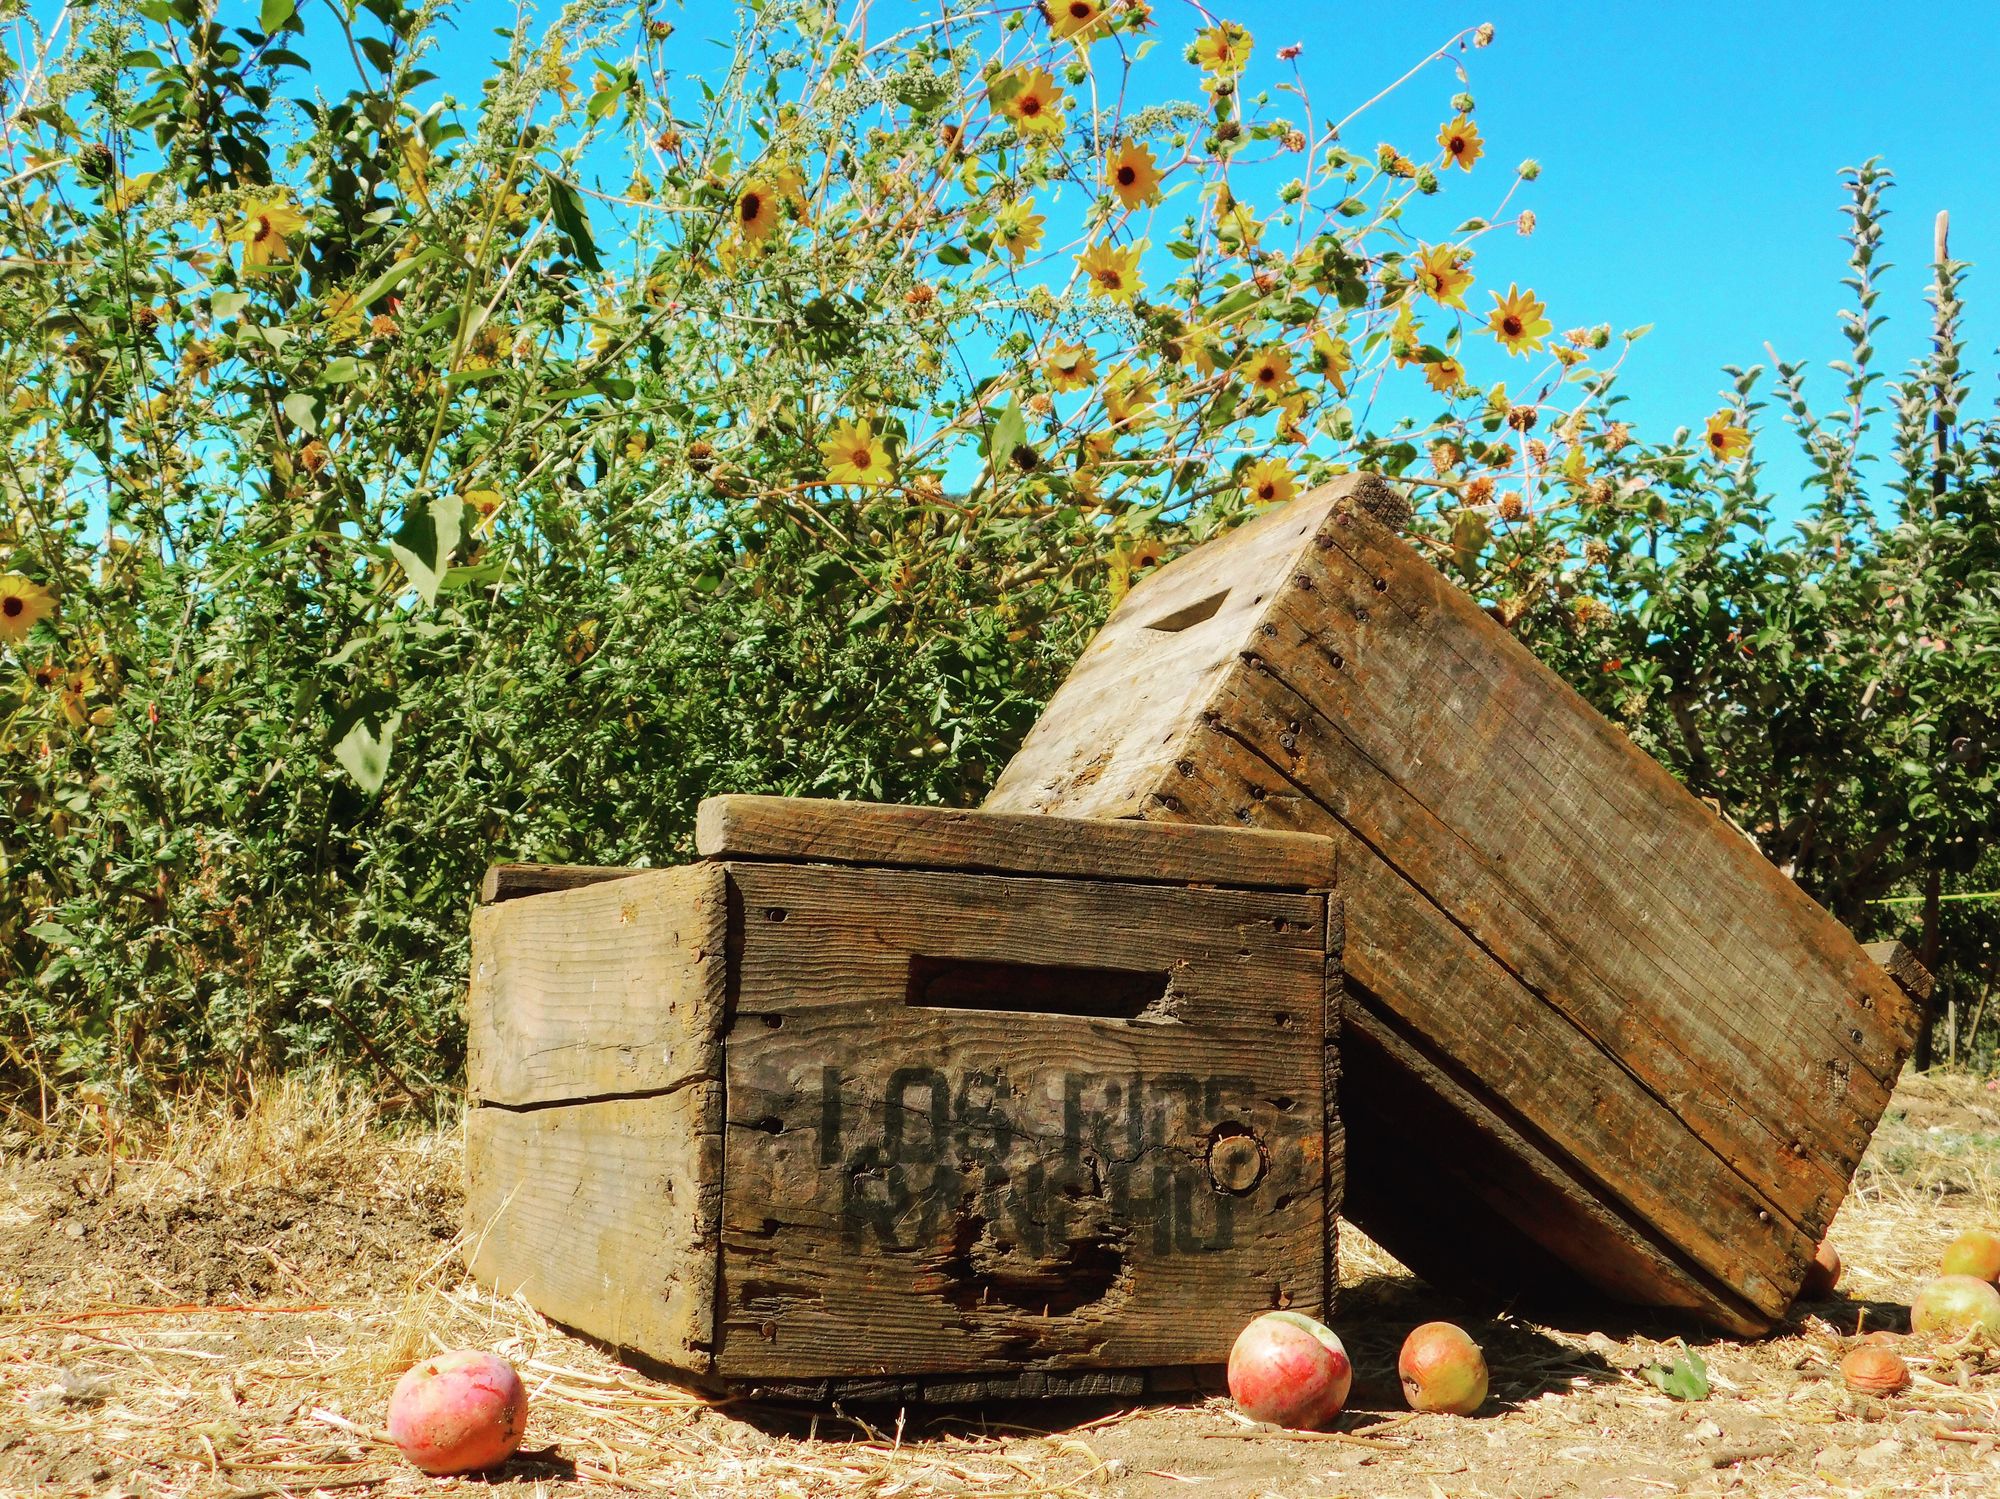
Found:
1206,1128 -> 1266,1195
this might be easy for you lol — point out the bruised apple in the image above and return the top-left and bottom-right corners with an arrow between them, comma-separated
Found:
1398,1322 -> 1489,1414
1227,1311 -> 1353,1429
1910,1275 -> 2000,1341
1940,1229 -> 2000,1284
387,1350 -> 528,1474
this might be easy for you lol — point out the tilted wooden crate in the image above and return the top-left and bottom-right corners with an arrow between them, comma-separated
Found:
986,476 -> 1923,1335
465,797 -> 1342,1400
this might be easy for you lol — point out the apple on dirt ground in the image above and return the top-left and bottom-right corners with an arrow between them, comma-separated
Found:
387,1349 -> 529,1475
1939,1229 -> 2000,1284
1398,1322 -> 1489,1414
1909,1275 -> 2000,1340
1227,1311 -> 1353,1430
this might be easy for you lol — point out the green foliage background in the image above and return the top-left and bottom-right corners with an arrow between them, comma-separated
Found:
0,1 -> 1994,1107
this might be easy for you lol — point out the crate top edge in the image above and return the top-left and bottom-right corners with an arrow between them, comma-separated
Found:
692,795 -> 1338,892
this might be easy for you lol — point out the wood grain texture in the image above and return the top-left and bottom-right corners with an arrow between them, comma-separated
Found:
467,1093 -> 723,1370
1863,940 -> 1936,1002
986,474 -> 1919,1331
466,864 -> 727,1108
715,861 -> 1334,1378
695,794 -> 1336,891
480,863 -> 641,904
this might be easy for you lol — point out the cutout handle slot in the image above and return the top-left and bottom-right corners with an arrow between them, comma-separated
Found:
905,955 -> 1170,1020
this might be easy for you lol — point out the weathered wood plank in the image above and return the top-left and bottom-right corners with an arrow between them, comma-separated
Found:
694,794 -> 1336,891
479,863 -> 643,904
1115,713 -> 1804,1324
986,474 -> 1919,1329
467,1094 -> 722,1370
715,861 -> 1332,1378
1863,940 -> 1936,1002
466,864 -> 727,1108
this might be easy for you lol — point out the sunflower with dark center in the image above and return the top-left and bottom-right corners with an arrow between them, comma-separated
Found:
993,67 -> 1065,139
1423,356 -> 1467,394
820,419 -> 890,486
1704,412 -> 1750,461
1241,343 -> 1293,394
1077,240 -> 1143,302
1049,0 -> 1108,42
737,181 -> 779,240
1241,458 -> 1295,505
1437,115 -> 1483,172
0,574 -> 55,645
1107,140 -> 1163,209
1415,242 -> 1473,309
1486,283 -> 1551,355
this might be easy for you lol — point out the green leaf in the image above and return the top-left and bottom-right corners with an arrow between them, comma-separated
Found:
350,247 -> 442,309
330,697 -> 401,795
386,493 -> 465,607
322,356 -> 360,384
212,290 -> 250,320
259,0 -> 296,33
544,172 -> 602,272
935,243 -> 971,266
282,391 -> 318,435
1642,1346 -> 1709,1401
25,921 -> 75,946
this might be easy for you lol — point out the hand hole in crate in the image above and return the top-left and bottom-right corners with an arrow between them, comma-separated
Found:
905,954 -> 1172,1021
1141,589 -> 1229,633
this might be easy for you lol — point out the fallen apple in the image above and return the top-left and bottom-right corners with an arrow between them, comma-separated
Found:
1397,1321 -> 1488,1414
1226,1311 -> 1353,1430
1799,1238 -> 1842,1300
1839,1345 -> 1910,1397
1909,1275 -> 2000,1341
1940,1228 -> 2000,1284
387,1349 -> 528,1475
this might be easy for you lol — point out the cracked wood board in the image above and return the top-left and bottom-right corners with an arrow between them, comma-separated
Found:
986,476 -> 1923,1334
464,799 -> 1340,1390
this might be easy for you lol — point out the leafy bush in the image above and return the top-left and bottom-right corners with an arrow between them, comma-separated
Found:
0,2 -> 1614,1103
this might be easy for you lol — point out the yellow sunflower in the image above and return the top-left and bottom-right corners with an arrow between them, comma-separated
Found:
1044,341 -> 1099,392
1486,284 -> 1552,356
1191,22 -> 1252,78
1106,140 -> 1163,210
0,573 -> 55,644
1242,458 -> 1296,506
1240,343 -> 1293,396
464,488 -> 506,534
993,199 -> 1046,263
1415,243 -> 1473,309
1077,240 -> 1144,303
322,291 -> 364,341
735,179 -> 780,241
1704,412 -> 1751,461
1422,355 -> 1468,394
820,419 -> 891,487
1049,0 -> 1110,43
1310,331 -> 1352,393
226,193 -> 308,273
1438,115 -> 1484,172
992,66 -> 1066,139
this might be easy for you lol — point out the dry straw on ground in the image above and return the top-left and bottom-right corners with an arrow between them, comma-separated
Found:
4,1071 -> 1999,1498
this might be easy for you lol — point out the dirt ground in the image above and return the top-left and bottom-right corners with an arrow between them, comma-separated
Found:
4,1071 -> 1998,1499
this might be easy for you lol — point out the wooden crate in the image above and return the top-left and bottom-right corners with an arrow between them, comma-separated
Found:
986,476 -> 1925,1335
465,797 -> 1341,1399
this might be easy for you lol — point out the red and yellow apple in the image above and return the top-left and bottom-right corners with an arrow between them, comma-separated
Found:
1227,1311 -> 1353,1429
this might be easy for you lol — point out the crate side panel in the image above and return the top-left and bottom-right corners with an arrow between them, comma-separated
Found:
715,864 -> 1330,1378
466,1092 -> 722,1371
467,863 -> 727,1108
